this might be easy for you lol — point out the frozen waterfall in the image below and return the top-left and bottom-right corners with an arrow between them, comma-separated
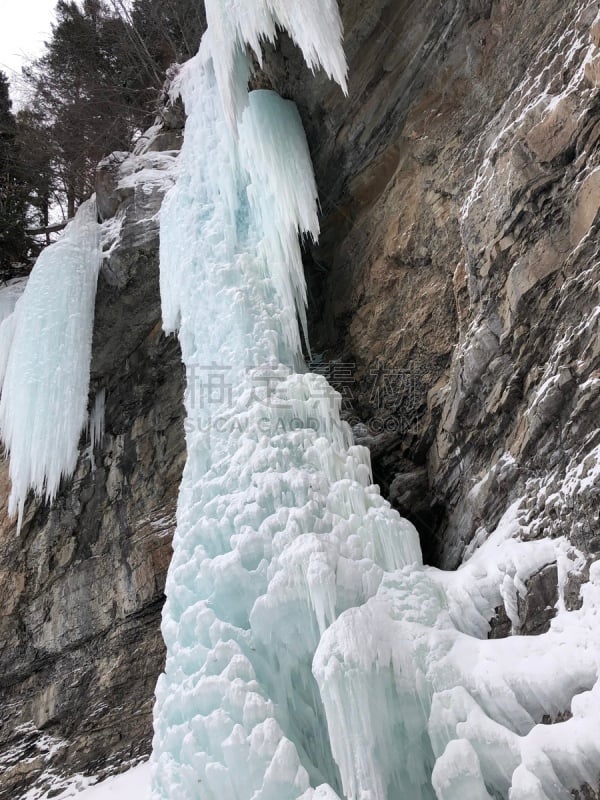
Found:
0,200 -> 101,530
146,5 -> 600,800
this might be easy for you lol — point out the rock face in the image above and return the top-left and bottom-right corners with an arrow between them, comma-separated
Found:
1,0 -> 599,796
0,114 -> 185,799
259,0 -> 600,568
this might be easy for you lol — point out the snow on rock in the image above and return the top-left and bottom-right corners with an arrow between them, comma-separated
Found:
0,200 -> 101,529
116,151 -> 180,194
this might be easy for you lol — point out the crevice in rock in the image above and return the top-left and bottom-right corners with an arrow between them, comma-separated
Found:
572,783 -> 600,800
488,605 -> 512,640
387,468 -> 448,567
541,710 -> 573,724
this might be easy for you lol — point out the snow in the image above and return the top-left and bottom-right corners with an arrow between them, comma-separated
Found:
117,151 -> 179,193
24,762 -> 150,800
0,200 -> 101,530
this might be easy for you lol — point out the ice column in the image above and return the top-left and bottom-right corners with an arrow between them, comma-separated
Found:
152,20 -> 421,798
0,200 -> 101,529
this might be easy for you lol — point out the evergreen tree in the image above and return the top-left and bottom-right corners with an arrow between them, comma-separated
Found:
16,107 -> 58,244
23,0 -> 155,217
128,0 -> 206,68
18,0 -> 207,226
0,71 -> 30,277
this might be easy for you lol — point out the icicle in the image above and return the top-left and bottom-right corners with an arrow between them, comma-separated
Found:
0,200 -> 101,528
89,388 -> 106,451
203,0 -> 348,127
87,388 -> 106,471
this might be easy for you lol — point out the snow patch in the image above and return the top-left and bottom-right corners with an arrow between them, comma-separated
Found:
23,762 -> 150,800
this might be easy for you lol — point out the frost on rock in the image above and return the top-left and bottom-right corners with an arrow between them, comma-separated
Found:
0,200 -> 101,529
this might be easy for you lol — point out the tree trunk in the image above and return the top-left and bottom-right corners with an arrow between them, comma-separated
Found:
67,185 -> 76,219
26,221 -> 67,236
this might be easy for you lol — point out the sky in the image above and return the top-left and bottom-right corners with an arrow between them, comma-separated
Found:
0,0 -> 58,101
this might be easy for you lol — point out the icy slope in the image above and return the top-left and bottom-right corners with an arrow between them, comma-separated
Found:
0,200 -> 101,529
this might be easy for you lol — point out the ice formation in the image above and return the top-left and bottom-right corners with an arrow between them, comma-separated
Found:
0,277 -> 27,328
88,388 -> 105,451
203,0 -> 347,127
152,4 -> 600,799
86,387 -> 106,471
0,200 -> 101,528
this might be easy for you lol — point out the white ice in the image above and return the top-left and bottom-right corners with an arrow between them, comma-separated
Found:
0,200 -> 101,529
202,0 -> 347,127
0,276 -> 27,327
314,513 -> 600,800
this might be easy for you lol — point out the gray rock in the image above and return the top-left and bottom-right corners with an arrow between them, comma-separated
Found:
0,122 -> 184,799
95,152 -> 129,222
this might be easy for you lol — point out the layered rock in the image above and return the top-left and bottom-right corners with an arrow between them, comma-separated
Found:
0,113 -> 185,799
258,0 -> 599,570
